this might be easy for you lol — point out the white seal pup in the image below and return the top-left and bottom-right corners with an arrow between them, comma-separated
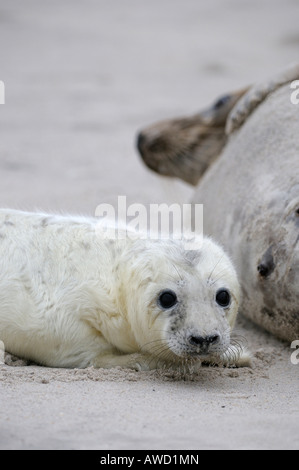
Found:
0,209 -> 250,370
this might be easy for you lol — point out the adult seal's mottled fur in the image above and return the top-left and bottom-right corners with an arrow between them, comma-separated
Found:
0,209 -> 250,369
137,63 -> 299,342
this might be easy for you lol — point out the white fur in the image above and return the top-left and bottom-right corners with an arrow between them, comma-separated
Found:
0,209 -> 250,370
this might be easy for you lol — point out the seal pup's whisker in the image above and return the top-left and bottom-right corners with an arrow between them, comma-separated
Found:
209,267 -> 233,286
207,254 -> 226,283
171,263 -> 183,282
140,338 -> 166,350
142,341 -> 168,357
147,345 -> 173,369
157,271 -> 181,284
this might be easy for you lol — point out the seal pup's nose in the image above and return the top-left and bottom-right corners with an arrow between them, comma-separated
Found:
188,334 -> 220,348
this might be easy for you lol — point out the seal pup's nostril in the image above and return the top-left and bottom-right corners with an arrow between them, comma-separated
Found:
188,334 -> 220,347
188,335 -> 205,347
136,132 -> 146,154
206,334 -> 220,345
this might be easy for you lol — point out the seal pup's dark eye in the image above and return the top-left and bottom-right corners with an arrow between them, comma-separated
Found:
158,290 -> 178,309
216,289 -> 231,308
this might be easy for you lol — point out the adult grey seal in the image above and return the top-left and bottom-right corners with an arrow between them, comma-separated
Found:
137,63 -> 299,342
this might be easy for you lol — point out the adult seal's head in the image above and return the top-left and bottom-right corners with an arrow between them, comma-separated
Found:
136,88 -> 248,186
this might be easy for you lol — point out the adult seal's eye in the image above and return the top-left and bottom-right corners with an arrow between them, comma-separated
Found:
216,289 -> 231,308
158,290 -> 178,309
213,95 -> 230,110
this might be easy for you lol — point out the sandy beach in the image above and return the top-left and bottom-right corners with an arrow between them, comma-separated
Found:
0,0 -> 298,450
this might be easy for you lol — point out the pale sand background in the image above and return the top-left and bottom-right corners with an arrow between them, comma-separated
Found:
0,0 -> 298,450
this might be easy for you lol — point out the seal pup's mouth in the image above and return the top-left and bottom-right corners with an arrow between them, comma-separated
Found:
166,330 -> 231,362
164,326 -> 249,366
